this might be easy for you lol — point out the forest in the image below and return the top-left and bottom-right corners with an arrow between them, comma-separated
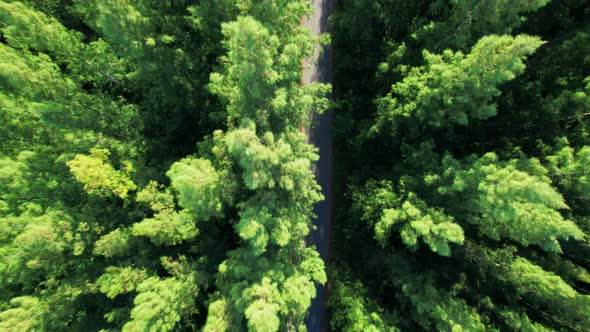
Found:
0,0 -> 588,331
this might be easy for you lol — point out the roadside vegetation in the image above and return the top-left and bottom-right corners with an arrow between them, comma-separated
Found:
0,1 -> 328,330
330,0 -> 590,331
0,0 -> 589,331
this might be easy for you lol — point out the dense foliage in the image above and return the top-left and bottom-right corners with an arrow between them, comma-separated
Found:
0,0 -> 328,330
331,0 -> 590,331
1,0 -> 590,331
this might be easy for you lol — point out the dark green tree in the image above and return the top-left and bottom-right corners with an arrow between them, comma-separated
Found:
330,0 -> 590,330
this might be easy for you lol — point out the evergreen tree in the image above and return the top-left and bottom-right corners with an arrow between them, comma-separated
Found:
196,2 -> 331,329
2,0 -> 589,330
0,1 -> 240,330
331,0 -> 590,330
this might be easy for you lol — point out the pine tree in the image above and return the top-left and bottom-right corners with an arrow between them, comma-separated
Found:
195,4 -> 330,329
330,0 -> 590,330
372,34 -> 544,133
0,1 -> 238,330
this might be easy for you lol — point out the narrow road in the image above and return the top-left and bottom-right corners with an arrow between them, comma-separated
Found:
303,0 -> 333,331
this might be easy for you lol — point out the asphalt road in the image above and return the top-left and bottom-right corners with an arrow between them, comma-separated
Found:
302,0 -> 333,331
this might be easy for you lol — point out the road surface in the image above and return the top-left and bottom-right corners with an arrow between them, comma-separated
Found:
303,0 -> 333,331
